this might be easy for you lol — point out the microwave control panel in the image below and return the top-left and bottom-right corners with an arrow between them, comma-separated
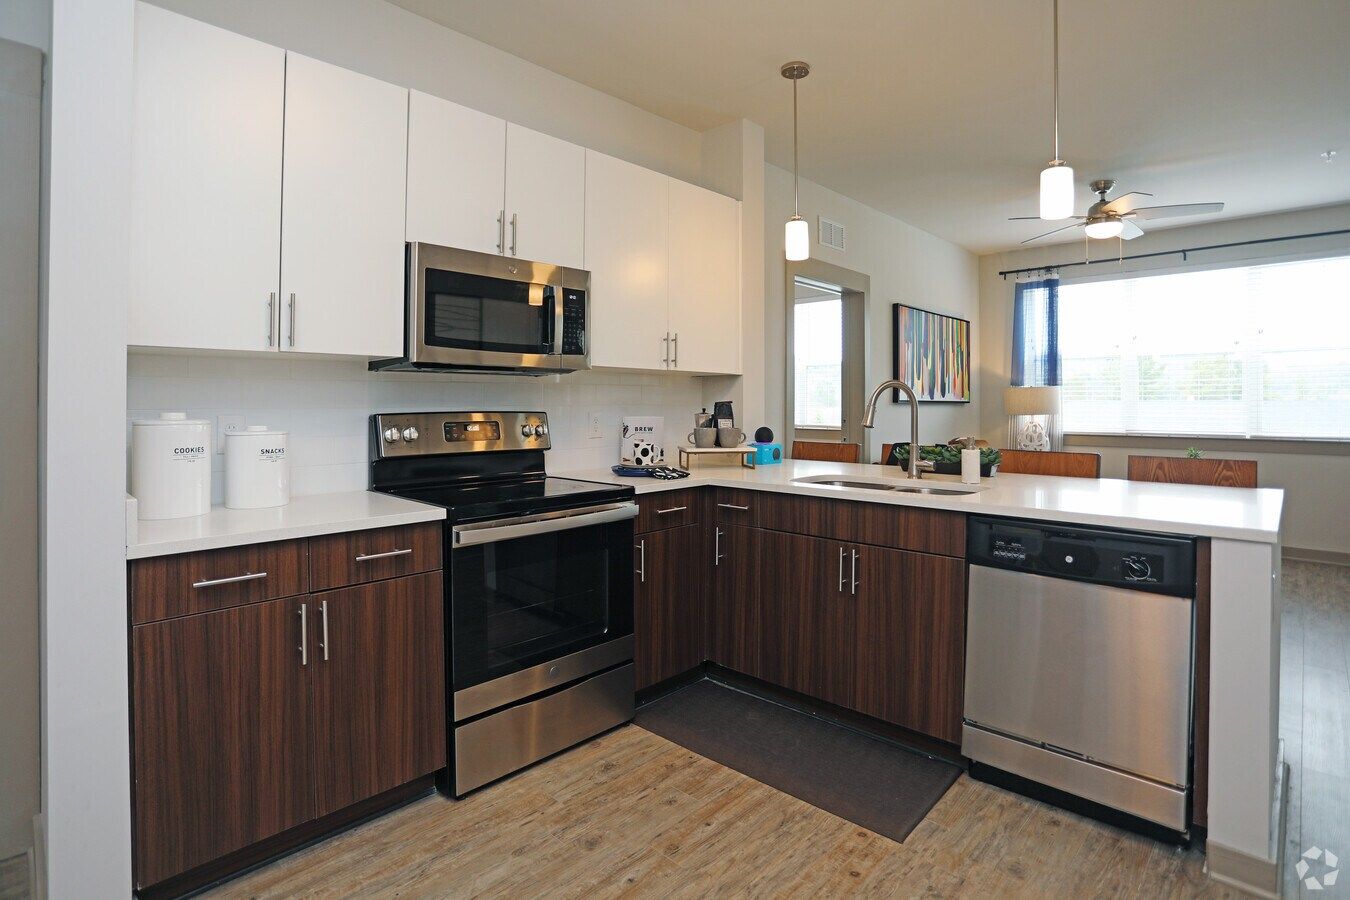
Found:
561,290 -> 586,356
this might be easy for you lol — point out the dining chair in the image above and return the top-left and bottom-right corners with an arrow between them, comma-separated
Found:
1127,455 -> 1257,488
996,449 -> 1101,478
791,441 -> 861,463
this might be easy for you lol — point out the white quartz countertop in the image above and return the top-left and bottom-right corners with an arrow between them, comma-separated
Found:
127,490 -> 446,559
559,459 -> 1285,544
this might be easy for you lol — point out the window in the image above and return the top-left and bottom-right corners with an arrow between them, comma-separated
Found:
1057,255 -> 1350,439
793,284 -> 843,429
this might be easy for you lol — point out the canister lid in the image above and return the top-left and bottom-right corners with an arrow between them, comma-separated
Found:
133,411 -> 209,426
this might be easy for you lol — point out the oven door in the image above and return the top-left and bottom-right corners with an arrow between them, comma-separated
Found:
449,502 -> 637,719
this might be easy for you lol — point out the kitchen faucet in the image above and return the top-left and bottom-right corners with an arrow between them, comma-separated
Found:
862,379 -> 922,480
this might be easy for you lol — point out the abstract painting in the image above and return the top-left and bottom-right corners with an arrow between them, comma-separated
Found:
892,303 -> 971,403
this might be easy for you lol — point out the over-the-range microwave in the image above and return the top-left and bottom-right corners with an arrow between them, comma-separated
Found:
370,242 -> 589,375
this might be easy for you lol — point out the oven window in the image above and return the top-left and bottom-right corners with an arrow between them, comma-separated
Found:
451,518 -> 634,690
424,269 -> 553,355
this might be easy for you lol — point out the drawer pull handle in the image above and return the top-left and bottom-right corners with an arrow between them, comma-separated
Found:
193,571 -> 267,589
656,506 -> 688,515
717,503 -> 750,511
355,548 -> 413,562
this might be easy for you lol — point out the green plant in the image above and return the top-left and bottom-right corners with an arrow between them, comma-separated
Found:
1185,447 -> 1204,459
891,444 -> 1002,467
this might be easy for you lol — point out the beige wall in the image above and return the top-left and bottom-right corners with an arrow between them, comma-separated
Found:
977,203 -> 1350,555
764,163 -> 981,459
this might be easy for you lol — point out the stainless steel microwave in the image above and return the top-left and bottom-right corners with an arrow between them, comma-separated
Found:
370,243 -> 589,374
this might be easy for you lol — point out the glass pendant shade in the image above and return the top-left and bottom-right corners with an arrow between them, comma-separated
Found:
1039,162 -> 1075,220
785,215 -> 809,261
1084,218 -> 1123,239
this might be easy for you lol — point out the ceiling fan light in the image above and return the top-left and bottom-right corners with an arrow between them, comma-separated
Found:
785,215 -> 810,261
1039,162 -> 1075,220
1084,217 -> 1123,239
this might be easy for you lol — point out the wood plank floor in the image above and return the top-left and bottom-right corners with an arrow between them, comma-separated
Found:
208,561 -> 1348,900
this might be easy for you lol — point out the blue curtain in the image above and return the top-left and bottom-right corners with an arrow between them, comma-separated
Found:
1011,276 -> 1061,386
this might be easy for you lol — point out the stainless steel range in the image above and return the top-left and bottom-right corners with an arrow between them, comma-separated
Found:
370,410 -> 636,796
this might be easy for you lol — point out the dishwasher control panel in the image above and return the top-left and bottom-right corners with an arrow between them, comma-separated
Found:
968,516 -> 1196,597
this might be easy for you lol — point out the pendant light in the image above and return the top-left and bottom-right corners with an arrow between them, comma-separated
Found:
1039,0 -> 1075,220
782,61 -> 811,260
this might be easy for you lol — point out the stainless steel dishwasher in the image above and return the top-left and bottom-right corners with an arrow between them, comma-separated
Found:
963,516 -> 1197,839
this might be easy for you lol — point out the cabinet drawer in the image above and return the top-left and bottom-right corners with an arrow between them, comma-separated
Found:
130,540 -> 308,625
853,503 -> 966,558
752,492 -> 854,543
636,489 -> 700,533
713,489 -> 756,524
309,523 -> 442,591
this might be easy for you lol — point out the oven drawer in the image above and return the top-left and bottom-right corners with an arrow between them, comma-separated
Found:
636,489 -> 700,533
454,663 -> 634,795
309,523 -> 441,591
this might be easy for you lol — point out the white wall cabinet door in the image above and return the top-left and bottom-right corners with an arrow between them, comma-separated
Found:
584,151 -> 670,370
129,3 -> 284,352
504,124 -> 585,269
280,54 -> 407,357
406,91 -> 506,255
668,179 -> 741,375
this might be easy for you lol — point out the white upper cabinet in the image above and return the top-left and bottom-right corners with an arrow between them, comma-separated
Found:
503,124 -> 585,269
279,54 -> 408,357
405,91 -> 506,255
584,151 -> 671,370
668,179 -> 741,375
129,3 -> 285,352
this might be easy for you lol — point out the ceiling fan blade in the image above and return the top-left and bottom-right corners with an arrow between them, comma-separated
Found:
1020,222 -> 1082,244
1101,191 -> 1154,215
1120,219 -> 1145,240
1131,202 -> 1225,220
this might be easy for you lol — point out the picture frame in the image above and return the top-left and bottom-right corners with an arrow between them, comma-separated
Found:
891,303 -> 971,403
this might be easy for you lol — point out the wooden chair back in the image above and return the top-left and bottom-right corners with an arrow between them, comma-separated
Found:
1127,455 -> 1257,488
791,440 -> 861,463
997,449 -> 1101,479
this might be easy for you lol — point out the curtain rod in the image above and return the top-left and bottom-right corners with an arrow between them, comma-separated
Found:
997,228 -> 1350,279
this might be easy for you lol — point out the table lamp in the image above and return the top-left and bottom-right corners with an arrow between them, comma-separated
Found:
1004,386 -> 1062,451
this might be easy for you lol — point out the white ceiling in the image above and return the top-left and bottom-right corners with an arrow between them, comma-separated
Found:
389,0 -> 1350,254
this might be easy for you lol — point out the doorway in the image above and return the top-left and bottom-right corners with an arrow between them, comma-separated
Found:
785,262 -> 869,459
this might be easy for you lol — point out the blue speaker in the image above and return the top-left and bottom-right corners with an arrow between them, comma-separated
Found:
749,442 -> 783,465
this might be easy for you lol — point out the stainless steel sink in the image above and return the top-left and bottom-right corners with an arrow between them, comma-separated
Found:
791,475 -> 983,496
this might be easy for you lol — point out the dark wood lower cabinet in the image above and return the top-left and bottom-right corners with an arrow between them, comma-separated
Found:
707,524 -> 761,678
852,546 -> 967,743
309,571 -> 446,817
132,597 -> 314,888
634,524 -> 704,690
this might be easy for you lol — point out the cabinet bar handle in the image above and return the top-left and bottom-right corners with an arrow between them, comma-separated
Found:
838,547 -> 845,592
266,292 -> 276,347
298,602 -> 308,666
287,292 -> 296,347
672,332 -> 678,368
319,599 -> 330,662
192,571 -> 267,589
717,503 -> 750,511
636,539 -> 646,583
715,527 -> 723,566
851,549 -> 859,596
656,506 -> 688,515
497,210 -> 505,253
662,333 -> 670,366
355,548 -> 412,562
510,212 -> 518,255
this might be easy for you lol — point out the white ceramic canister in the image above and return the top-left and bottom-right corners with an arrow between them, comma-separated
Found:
130,412 -> 212,519
224,425 -> 290,509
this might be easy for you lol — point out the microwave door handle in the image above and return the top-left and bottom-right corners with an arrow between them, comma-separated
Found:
453,502 -> 638,547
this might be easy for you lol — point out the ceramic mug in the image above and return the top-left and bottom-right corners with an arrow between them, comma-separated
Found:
687,427 -> 717,448
717,427 -> 746,448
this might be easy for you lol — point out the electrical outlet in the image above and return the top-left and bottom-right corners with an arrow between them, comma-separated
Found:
216,415 -> 246,452
587,411 -> 604,440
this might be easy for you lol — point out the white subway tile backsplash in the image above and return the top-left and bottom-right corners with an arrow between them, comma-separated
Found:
127,351 -> 708,501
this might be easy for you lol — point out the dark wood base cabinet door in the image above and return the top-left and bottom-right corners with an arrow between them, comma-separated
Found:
853,547 -> 966,743
132,598 -> 314,888
759,533 -> 855,709
708,524 -> 761,677
635,524 -> 703,690
309,571 -> 447,817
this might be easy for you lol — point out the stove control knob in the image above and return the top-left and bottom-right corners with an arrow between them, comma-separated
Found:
402,426 -> 420,442
383,427 -> 401,444
521,424 -> 536,437
537,423 -> 549,436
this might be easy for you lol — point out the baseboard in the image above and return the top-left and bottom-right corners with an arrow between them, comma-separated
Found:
1282,546 -> 1350,567
31,812 -> 44,900
1204,748 -> 1288,899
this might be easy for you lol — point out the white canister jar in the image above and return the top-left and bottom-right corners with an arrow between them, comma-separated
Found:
224,425 -> 290,509
130,412 -> 212,519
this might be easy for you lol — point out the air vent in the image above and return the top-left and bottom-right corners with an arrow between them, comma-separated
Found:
818,216 -> 845,251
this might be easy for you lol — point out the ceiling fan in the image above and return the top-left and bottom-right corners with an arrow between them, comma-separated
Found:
1011,180 -> 1225,244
